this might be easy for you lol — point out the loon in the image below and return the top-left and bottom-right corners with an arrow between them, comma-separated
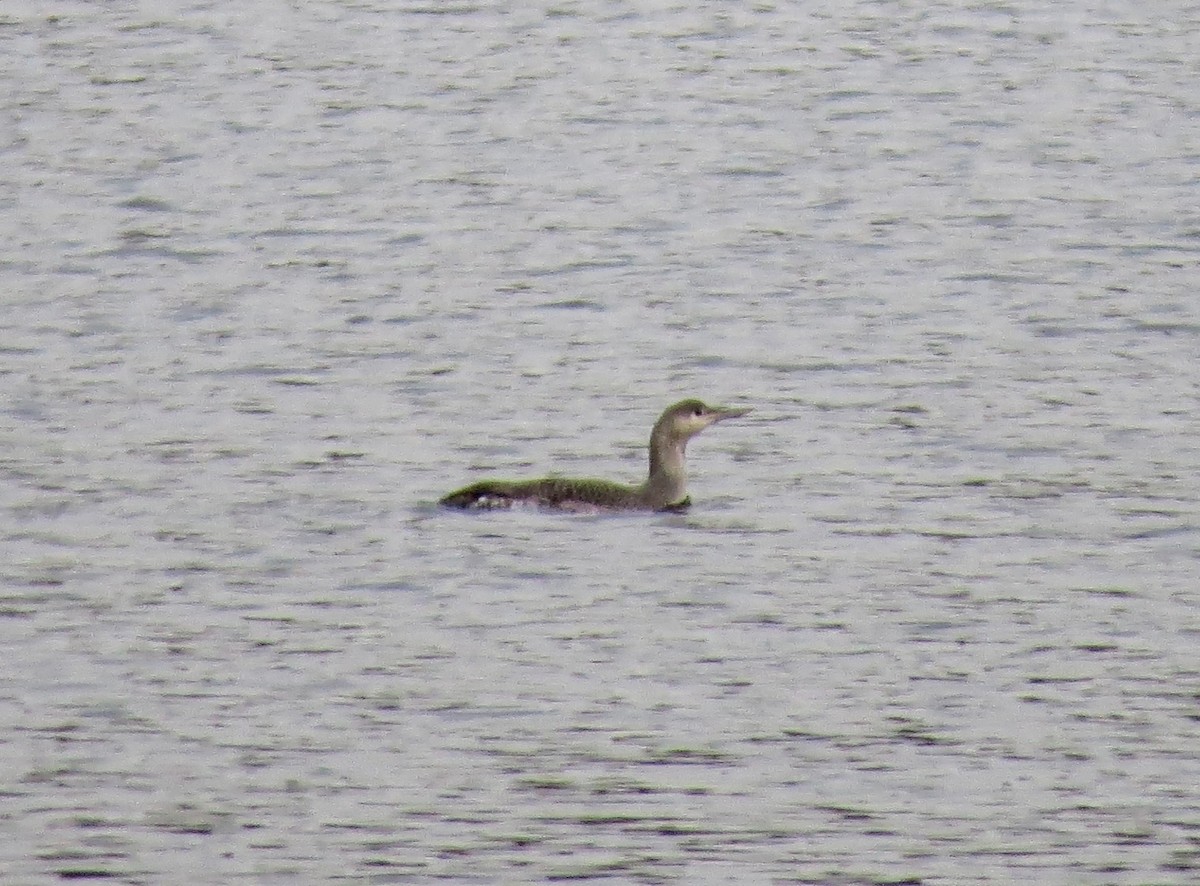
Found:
439,398 -> 751,512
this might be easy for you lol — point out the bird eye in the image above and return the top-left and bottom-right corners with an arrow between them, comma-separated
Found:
692,406 -> 703,417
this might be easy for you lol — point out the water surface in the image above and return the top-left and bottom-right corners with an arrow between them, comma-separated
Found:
2,1 -> 1198,883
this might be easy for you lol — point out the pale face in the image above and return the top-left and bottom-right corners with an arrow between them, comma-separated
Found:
669,401 -> 752,439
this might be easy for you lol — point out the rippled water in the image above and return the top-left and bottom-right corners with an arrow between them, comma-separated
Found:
2,1 -> 1198,883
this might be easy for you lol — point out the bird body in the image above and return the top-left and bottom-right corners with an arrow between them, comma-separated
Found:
438,477 -> 676,512
439,398 -> 750,512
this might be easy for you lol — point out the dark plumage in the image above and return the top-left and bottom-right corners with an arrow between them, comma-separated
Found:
439,398 -> 751,512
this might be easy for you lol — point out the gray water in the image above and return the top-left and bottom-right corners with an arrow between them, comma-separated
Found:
2,1 -> 1198,883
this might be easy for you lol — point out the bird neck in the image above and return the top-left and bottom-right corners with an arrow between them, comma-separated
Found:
643,428 -> 688,506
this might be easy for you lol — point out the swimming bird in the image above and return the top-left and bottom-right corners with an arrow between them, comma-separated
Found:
439,398 -> 751,512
